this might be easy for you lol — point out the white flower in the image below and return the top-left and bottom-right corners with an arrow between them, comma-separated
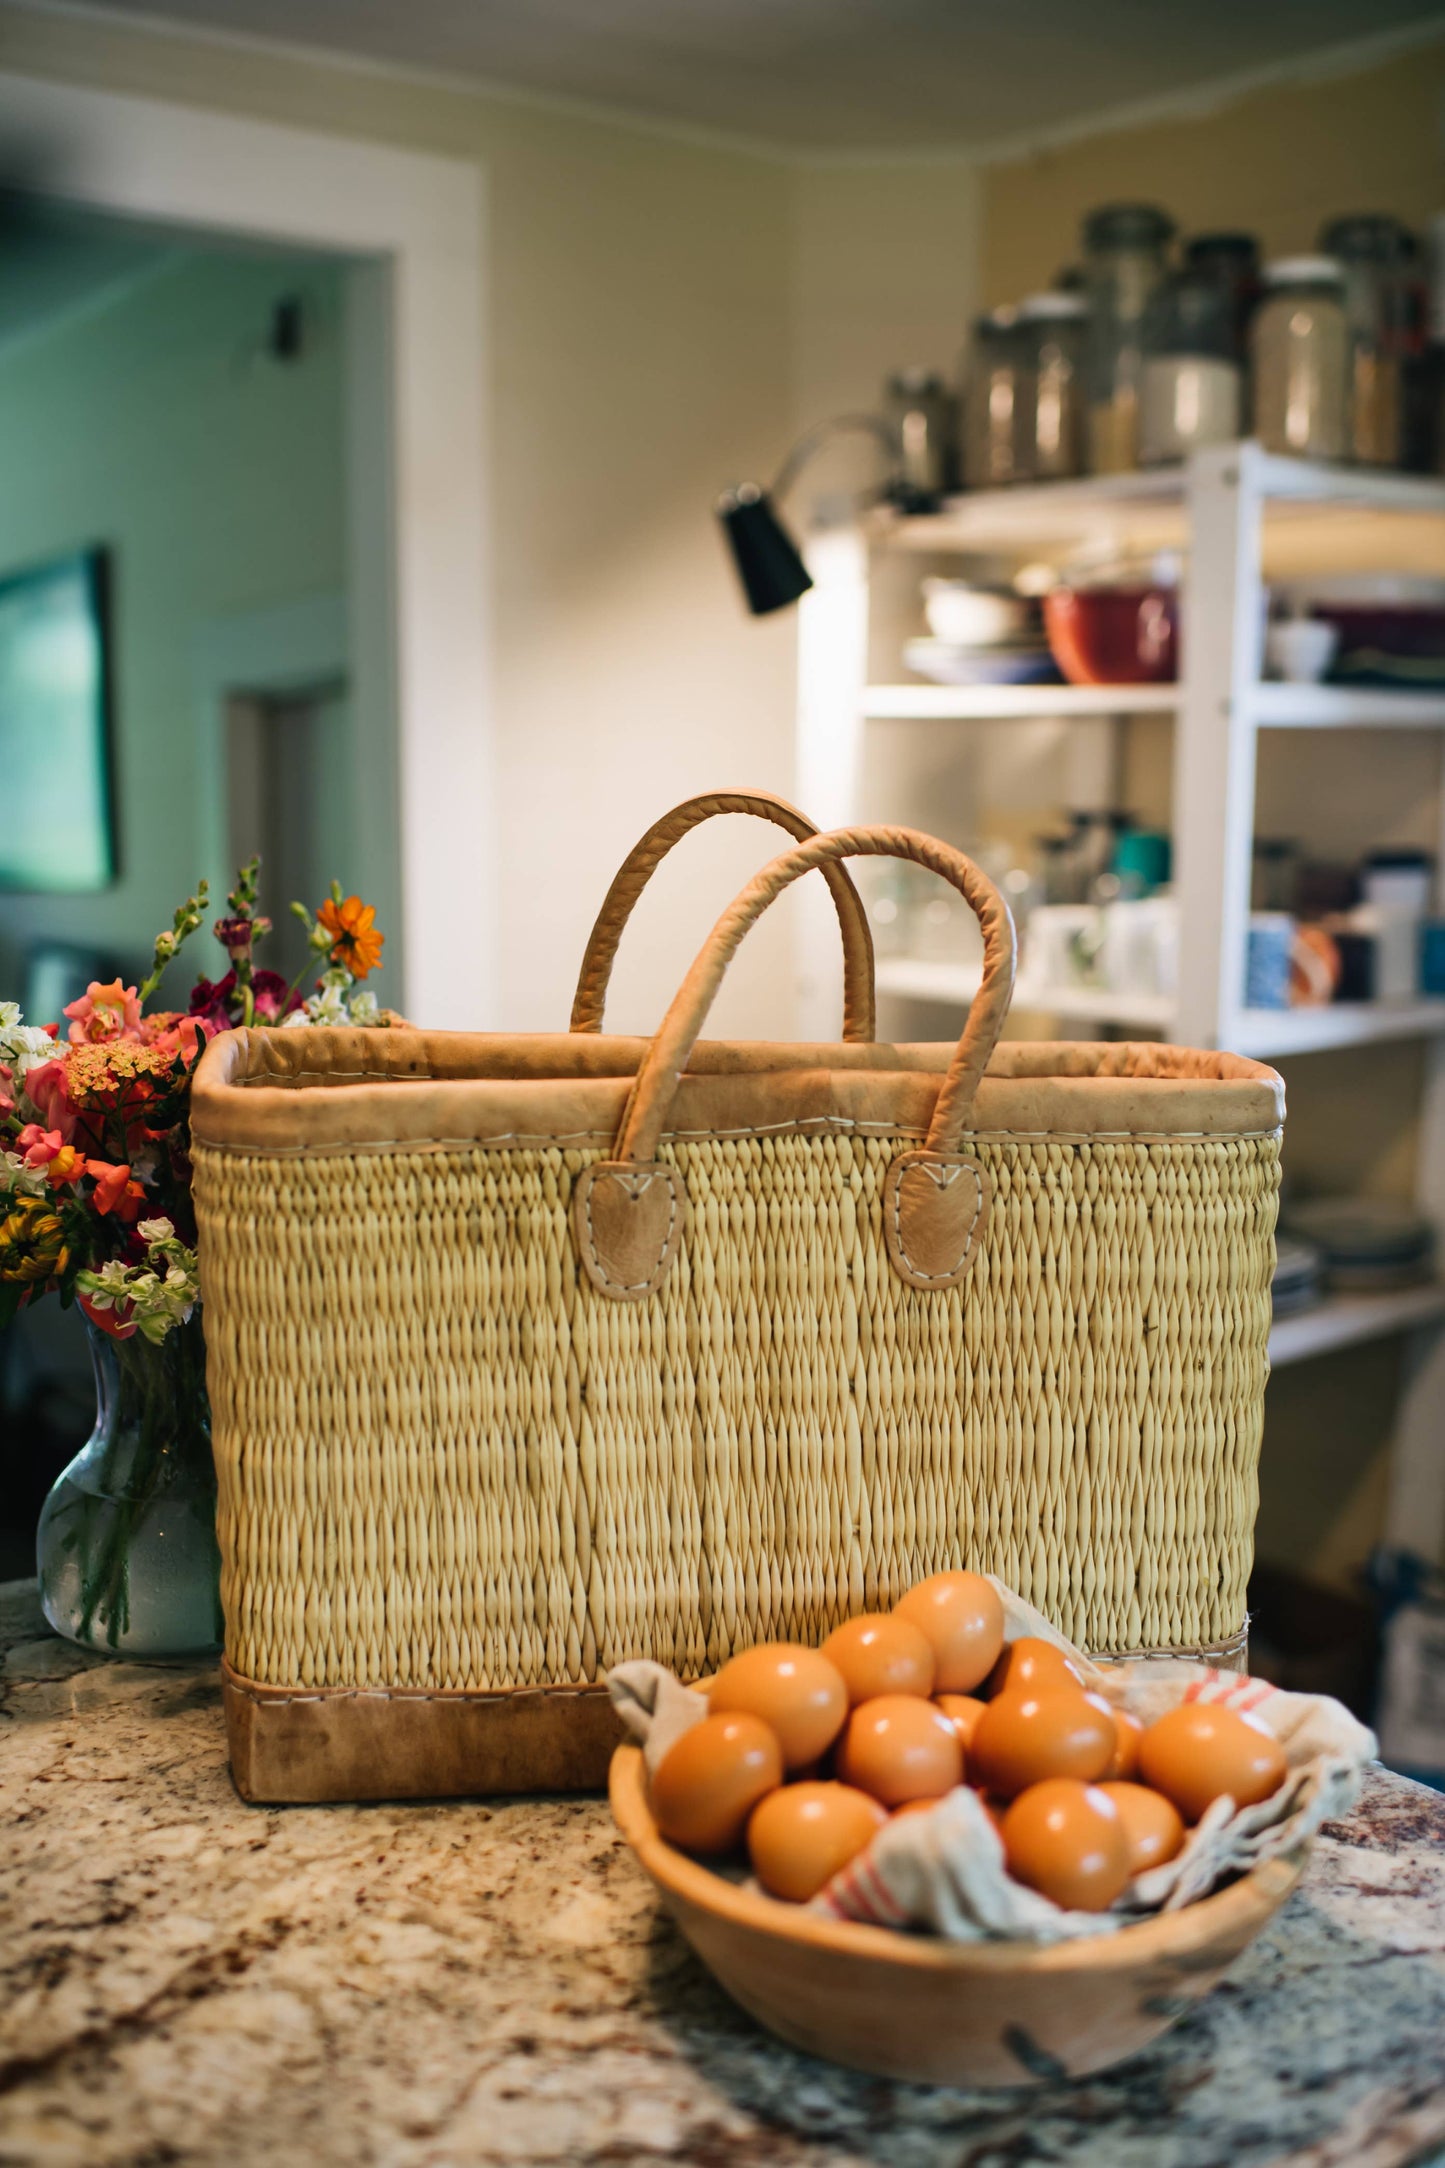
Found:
0,1001 -> 19,1032
303,984 -> 350,1027
0,1023 -> 59,1079
1,1149 -> 47,1199
347,991 -> 380,1026
138,1217 -> 175,1246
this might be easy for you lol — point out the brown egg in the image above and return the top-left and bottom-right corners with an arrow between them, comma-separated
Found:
935,1693 -> 988,1755
984,1635 -> 1086,1698
821,1614 -> 935,1705
746,1781 -> 887,1901
895,1572 -> 1005,1693
836,1694 -> 963,1806
1104,1707 -> 1144,1781
1099,1781 -> 1185,1873
649,1712 -> 783,1853
1002,1779 -> 1131,1912
708,1643 -> 849,1771
1138,1703 -> 1287,1824
891,1797 -> 941,1822
969,1688 -> 1116,1801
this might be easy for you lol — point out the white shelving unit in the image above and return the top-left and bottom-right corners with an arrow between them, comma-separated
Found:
794,441 -> 1445,1563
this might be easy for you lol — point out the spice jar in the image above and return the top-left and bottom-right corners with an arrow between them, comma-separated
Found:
884,367 -> 957,504
1251,258 -> 1350,461
961,309 -> 1030,488
1319,214 -> 1419,467
1081,204 -> 1175,474
1139,269 -> 1242,465
1183,233 -> 1261,366
1015,294 -> 1086,480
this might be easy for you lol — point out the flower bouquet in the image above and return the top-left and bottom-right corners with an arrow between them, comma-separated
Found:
2,861 -> 399,1655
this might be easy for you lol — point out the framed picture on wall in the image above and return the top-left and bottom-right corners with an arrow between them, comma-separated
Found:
0,547 -> 117,891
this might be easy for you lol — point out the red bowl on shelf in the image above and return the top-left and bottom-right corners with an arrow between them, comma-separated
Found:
1044,586 -> 1179,686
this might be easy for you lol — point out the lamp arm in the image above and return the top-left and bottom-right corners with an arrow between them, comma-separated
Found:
768,411 -> 899,504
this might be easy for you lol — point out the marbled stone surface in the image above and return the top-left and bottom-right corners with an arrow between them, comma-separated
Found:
2,1576 -> 1444,2168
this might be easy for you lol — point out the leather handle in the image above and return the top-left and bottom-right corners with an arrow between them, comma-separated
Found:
617,828 -> 1014,1165
569,789 -> 876,1042
571,828 -> 1015,1303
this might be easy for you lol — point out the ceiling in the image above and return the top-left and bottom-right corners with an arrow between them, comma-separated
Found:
60,0 -> 1445,154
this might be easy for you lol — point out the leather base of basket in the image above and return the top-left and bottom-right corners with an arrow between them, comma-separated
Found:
222,1661 -> 624,1803
223,1622 -> 1249,1804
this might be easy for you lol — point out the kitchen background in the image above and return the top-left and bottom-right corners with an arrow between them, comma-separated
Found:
2,2 -> 1445,1770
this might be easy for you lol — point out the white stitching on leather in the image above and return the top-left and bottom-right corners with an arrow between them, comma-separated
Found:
579,1163 -> 679,1294
888,1154 -> 986,1283
193,1118 -> 1284,1158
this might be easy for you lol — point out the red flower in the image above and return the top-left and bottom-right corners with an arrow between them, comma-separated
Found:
79,1292 -> 138,1341
187,973 -> 238,1032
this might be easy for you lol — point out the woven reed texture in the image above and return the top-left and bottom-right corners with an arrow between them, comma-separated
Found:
195,1128 -> 1279,1690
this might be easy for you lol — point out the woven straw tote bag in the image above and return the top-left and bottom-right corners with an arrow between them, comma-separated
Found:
192,799 -> 1284,1802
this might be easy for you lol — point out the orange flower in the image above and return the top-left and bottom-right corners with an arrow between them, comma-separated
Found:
318,895 -> 384,980
88,1160 -> 136,1216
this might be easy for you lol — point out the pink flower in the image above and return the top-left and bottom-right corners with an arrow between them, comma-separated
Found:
252,970 -> 303,1023
21,1061 -> 79,1145
15,1126 -> 85,1184
140,1011 -> 203,1061
63,980 -> 143,1046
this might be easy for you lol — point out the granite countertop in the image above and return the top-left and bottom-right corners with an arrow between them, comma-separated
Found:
3,1580 -> 1445,2168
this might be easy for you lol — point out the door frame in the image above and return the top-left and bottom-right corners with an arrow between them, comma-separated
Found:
0,70 -> 492,1026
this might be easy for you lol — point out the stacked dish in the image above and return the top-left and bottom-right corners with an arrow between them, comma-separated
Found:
906,579 -> 1061,688
1284,1198 -> 1435,1292
1271,1235 -> 1325,1319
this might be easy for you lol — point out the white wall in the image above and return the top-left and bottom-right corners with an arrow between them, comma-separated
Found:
0,247 -> 350,999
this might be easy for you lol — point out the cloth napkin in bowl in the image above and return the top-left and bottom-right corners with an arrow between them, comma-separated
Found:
608,1583 -> 1376,1945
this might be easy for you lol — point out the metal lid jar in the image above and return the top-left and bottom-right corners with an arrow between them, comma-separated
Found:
1319,213 -> 1420,466
1081,203 -> 1176,474
1139,268 -> 1243,465
1015,293 -> 1087,480
961,308 -> 1031,489
1250,257 -> 1350,462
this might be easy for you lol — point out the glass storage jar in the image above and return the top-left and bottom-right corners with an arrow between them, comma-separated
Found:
1081,203 -> 1175,473
1139,269 -> 1243,464
1183,233 -> 1261,366
961,308 -> 1030,488
1015,293 -> 1086,480
884,367 -> 956,503
1319,214 -> 1419,467
1250,258 -> 1350,461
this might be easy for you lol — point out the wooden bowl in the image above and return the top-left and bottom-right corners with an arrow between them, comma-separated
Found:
610,1746 -> 1307,2087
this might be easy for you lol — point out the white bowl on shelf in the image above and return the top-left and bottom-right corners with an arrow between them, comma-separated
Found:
1265,620 -> 1339,684
922,579 -> 1032,647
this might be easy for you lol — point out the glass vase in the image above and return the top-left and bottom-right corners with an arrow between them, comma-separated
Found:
37,1312 -> 222,1657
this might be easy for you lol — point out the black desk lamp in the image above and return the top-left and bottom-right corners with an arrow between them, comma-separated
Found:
716,412 -> 911,616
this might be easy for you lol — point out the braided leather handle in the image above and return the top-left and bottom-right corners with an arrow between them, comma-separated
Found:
571,830 -> 1016,1302
569,789 -> 876,1042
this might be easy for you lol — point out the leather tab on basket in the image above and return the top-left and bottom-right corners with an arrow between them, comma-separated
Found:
573,1160 -> 685,1300
883,1150 -> 990,1291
